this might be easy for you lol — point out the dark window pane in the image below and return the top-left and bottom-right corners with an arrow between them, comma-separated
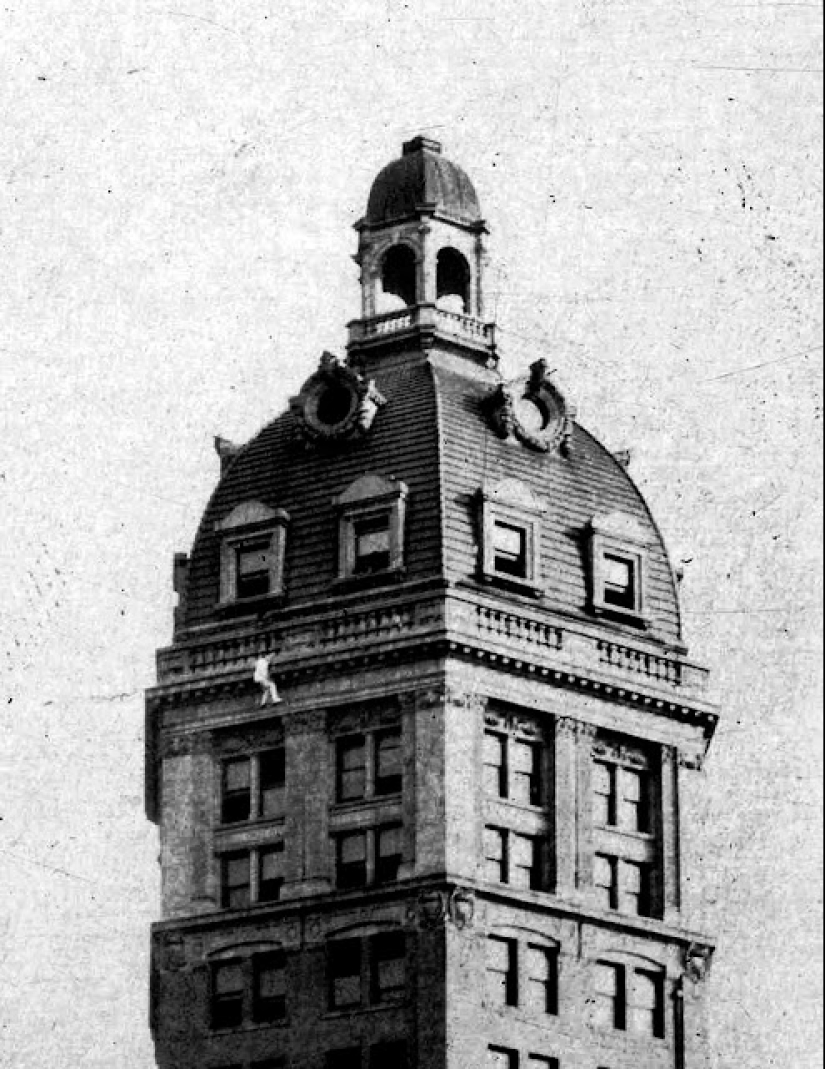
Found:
375,729 -> 402,796
221,852 -> 251,910
527,945 -> 558,1015
326,1048 -> 361,1069
211,961 -> 244,1030
253,952 -> 286,1022
370,1040 -> 407,1069
483,732 -> 507,798
259,843 -> 285,902
483,826 -> 508,884
593,762 -> 617,826
595,961 -> 626,1030
511,739 -> 542,806
354,517 -> 391,574
328,939 -> 362,1009
236,542 -> 271,599
493,521 -> 527,578
371,932 -> 406,1001
337,833 -> 367,889
222,758 -> 251,823
632,969 -> 665,1038
375,826 -> 402,885
487,936 -> 518,1007
260,748 -> 286,819
594,854 -> 619,911
337,736 -> 367,801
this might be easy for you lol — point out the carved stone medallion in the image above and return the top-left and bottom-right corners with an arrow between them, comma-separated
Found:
290,351 -> 386,445
486,358 -> 574,454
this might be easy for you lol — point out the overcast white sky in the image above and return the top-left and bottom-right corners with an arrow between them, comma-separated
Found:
1,2 -> 822,1067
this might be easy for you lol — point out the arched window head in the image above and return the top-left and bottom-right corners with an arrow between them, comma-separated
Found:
378,245 -> 417,311
436,247 -> 470,314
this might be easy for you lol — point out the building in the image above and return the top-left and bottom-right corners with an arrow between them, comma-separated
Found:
145,135 -> 718,1069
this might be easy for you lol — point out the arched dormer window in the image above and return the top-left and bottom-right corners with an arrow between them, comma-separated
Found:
436,246 -> 470,313
378,244 -> 417,311
215,501 -> 290,607
334,474 -> 408,583
588,511 -> 651,626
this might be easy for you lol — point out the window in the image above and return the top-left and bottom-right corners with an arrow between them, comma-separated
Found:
221,852 -> 252,910
482,727 -> 545,807
486,936 -> 518,1007
219,843 -> 286,909
588,511 -> 650,622
335,475 -> 408,582
211,960 -> 245,1030
593,762 -> 650,833
479,479 -> 545,592
328,932 -> 407,1012
526,945 -> 558,1015
327,1049 -> 361,1069
221,749 -> 286,825
258,843 -> 285,902
630,969 -> 665,1038
489,1047 -> 518,1069
253,952 -> 286,1023
375,825 -> 402,884
335,728 -> 402,803
328,938 -> 362,1009
485,827 -> 545,891
594,854 -> 651,916
595,962 -> 626,1030
216,502 -> 290,606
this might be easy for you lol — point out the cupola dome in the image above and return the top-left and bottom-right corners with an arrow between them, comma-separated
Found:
364,135 -> 483,228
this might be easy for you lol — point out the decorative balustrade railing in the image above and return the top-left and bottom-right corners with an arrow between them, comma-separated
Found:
348,305 -> 495,347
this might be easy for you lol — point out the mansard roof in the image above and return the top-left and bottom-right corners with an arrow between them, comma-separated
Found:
179,348 -> 684,649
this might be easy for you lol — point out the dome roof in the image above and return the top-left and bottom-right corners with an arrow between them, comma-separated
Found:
364,136 -> 483,227
179,351 -> 683,649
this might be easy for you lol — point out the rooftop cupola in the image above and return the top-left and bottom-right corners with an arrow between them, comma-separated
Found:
348,136 -> 496,363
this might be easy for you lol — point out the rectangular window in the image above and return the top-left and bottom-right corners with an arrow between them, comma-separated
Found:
486,936 -> 518,1007
511,833 -> 542,891
526,945 -> 558,1015
631,969 -> 665,1038
374,729 -> 402,796
621,767 -> 650,833
353,516 -> 391,574
253,952 -> 286,1023
602,552 -> 636,609
326,1049 -> 361,1069
337,832 -> 368,889
236,541 -> 271,600
492,521 -> 528,578
337,736 -> 367,802
211,960 -> 245,1030
595,962 -> 626,1030
483,826 -> 508,884
370,1041 -> 406,1068
222,757 -> 252,824
593,761 -> 617,827
258,843 -> 285,903
221,852 -> 251,910
594,854 -> 619,911
483,731 -> 507,798
511,739 -> 542,806
375,825 -> 402,885
489,1047 -> 518,1069
259,748 -> 286,819
371,932 -> 406,1002
328,938 -> 362,1009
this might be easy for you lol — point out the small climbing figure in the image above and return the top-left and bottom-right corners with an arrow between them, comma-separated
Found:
253,651 -> 282,706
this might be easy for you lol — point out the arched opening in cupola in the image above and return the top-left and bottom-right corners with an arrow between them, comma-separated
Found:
377,244 -> 417,311
436,247 -> 470,314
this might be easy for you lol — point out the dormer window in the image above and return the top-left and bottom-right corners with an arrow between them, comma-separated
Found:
588,512 -> 650,624
479,479 -> 546,594
215,502 -> 290,608
334,474 -> 408,583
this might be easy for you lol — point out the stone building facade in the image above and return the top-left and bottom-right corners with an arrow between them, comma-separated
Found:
145,136 -> 718,1069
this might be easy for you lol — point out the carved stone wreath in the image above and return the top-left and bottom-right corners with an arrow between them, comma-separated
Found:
290,351 -> 386,445
486,357 -> 574,455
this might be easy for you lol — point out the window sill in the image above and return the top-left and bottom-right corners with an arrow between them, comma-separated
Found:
210,1018 -> 289,1035
479,571 -> 543,598
323,999 -> 405,1020
215,593 -> 286,618
332,568 -> 406,593
591,603 -> 649,629
215,815 -> 286,834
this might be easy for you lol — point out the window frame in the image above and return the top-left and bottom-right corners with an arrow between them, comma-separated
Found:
334,475 -> 408,584
478,480 -> 545,594
588,511 -> 651,625
334,727 -> 403,805
220,748 -> 286,827
215,502 -> 290,609
218,841 -> 286,910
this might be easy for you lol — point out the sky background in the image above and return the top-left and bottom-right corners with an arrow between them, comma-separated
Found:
1,2 -> 822,1067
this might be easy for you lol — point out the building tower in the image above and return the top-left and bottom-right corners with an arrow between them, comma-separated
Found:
146,136 -> 718,1069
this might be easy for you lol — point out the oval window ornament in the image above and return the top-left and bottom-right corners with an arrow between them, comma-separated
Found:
290,352 -> 387,445
487,359 -> 574,455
